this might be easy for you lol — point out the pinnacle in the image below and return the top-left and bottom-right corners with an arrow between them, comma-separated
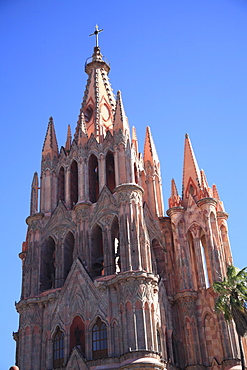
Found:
143,126 -> 159,164
42,116 -> 59,156
114,90 -> 129,136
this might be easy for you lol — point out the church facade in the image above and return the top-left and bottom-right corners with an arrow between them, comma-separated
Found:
14,38 -> 245,370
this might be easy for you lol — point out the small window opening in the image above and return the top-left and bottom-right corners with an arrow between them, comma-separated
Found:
85,106 -> 93,123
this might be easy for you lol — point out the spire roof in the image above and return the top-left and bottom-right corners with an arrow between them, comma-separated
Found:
79,45 -> 115,139
143,126 -> 159,165
42,117 -> 58,157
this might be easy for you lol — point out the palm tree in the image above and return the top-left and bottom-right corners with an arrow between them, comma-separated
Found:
213,265 -> 247,370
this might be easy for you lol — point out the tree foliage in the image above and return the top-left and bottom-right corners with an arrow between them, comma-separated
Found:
213,265 -> 247,337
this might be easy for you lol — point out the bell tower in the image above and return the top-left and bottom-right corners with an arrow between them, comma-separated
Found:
13,28 -> 245,370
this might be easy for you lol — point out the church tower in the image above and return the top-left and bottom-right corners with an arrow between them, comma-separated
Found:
14,28 -> 245,370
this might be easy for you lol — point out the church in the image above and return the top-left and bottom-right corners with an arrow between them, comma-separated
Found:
13,28 -> 245,370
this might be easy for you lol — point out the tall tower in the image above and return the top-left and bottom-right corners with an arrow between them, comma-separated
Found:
14,30 -> 245,370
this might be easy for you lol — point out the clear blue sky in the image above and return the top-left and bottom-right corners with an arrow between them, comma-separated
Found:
1,0 -> 247,368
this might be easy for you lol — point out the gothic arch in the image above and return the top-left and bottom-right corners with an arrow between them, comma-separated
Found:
91,316 -> 108,360
63,231 -> 75,283
40,236 -> 56,291
58,166 -> 65,203
70,160 -> 78,208
91,223 -> 104,278
88,154 -> 99,203
105,150 -> 116,192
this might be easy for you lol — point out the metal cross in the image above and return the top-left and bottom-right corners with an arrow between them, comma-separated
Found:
89,25 -> 103,47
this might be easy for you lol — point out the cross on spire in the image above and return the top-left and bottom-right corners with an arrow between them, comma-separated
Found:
89,25 -> 103,47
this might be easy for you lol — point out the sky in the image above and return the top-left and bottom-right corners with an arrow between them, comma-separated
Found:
1,0 -> 247,368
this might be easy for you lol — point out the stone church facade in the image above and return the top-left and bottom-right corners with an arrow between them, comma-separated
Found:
13,40 -> 245,370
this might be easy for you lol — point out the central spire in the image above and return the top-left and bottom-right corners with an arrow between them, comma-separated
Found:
76,27 -> 115,140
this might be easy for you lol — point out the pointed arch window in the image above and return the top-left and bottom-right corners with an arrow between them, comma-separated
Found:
70,160 -> 78,208
89,154 -> 99,203
91,224 -> 104,278
40,236 -> 55,291
53,327 -> 64,368
58,166 -> 65,203
92,318 -> 107,359
106,151 -> 115,192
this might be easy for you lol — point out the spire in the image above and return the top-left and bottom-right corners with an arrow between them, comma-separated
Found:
113,90 -> 130,136
65,124 -> 72,152
132,126 -> 138,154
79,30 -> 115,140
42,117 -> 58,158
168,179 -> 181,208
182,134 -> 201,201
143,126 -> 159,165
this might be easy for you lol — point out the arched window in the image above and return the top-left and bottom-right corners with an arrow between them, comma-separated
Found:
70,316 -> 85,356
64,232 -> 75,283
106,151 -> 115,192
40,236 -> 55,291
92,318 -> 107,359
53,327 -> 64,368
58,167 -> 65,203
89,154 -> 99,203
91,224 -> 104,278
70,160 -> 78,208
